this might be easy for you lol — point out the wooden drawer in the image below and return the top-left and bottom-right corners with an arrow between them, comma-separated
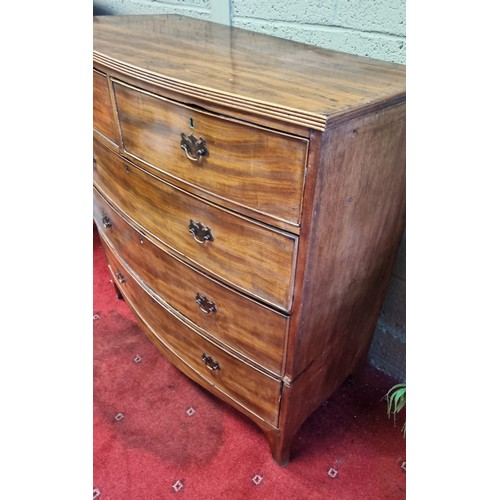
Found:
102,239 -> 282,426
113,80 -> 309,226
93,140 -> 298,311
93,70 -> 118,145
93,188 -> 289,375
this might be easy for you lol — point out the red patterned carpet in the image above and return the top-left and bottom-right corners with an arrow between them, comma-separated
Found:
93,226 -> 406,499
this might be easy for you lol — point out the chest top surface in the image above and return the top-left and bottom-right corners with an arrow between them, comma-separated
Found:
93,14 -> 405,130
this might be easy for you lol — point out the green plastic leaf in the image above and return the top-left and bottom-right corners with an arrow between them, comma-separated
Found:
385,383 -> 406,418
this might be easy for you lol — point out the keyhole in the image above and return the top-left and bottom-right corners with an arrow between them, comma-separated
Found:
189,117 -> 194,128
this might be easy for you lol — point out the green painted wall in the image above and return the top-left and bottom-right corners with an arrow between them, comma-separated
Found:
231,0 -> 405,64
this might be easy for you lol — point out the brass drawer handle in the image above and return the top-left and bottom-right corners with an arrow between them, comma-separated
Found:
189,220 -> 214,244
101,214 -> 112,228
201,353 -> 220,371
116,271 -> 126,283
196,293 -> 217,314
180,132 -> 208,162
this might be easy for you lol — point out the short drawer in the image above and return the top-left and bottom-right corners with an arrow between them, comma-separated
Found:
94,188 -> 289,375
93,70 -> 118,145
93,140 -> 298,312
113,80 -> 309,226
102,240 -> 282,427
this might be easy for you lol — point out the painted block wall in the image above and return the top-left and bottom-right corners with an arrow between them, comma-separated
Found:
93,0 -> 406,381
231,0 -> 405,64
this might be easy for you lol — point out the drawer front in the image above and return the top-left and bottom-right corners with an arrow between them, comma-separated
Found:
93,70 -> 118,144
93,140 -> 297,311
94,188 -> 288,375
113,81 -> 308,225
102,240 -> 282,426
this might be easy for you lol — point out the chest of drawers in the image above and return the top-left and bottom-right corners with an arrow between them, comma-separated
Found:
93,14 -> 406,465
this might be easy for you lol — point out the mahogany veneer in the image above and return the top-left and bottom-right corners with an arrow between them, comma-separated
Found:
93,14 -> 406,465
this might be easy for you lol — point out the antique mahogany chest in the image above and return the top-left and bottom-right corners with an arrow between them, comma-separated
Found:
93,14 -> 406,465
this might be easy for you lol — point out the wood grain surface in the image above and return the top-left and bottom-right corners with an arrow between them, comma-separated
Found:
102,238 -> 282,426
277,104 -> 406,459
93,70 -> 119,145
93,15 -> 405,130
113,80 -> 309,226
94,188 -> 289,375
93,140 -> 298,311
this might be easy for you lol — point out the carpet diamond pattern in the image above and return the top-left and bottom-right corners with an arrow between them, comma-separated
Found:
93,226 -> 405,498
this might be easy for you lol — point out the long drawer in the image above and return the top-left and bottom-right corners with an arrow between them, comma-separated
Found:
102,238 -> 282,426
113,80 -> 309,226
93,140 -> 298,311
93,188 -> 288,375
